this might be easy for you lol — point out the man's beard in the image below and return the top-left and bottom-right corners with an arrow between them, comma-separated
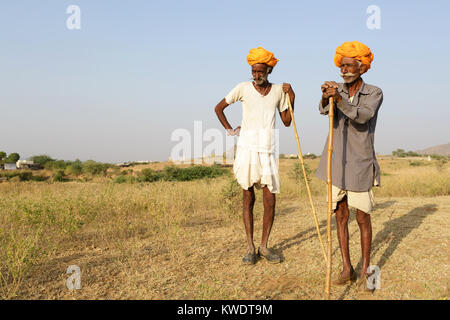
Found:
340,72 -> 359,84
253,75 -> 268,86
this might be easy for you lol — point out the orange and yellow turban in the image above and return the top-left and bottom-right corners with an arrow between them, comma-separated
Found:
334,41 -> 374,70
247,47 -> 278,67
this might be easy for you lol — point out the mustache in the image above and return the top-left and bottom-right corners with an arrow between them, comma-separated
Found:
340,72 -> 358,77
252,76 -> 268,82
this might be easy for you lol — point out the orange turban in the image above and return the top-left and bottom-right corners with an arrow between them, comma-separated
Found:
246,47 -> 278,67
334,41 -> 374,70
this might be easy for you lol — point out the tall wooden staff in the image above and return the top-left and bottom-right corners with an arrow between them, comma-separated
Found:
324,97 -> 334,299
286,94 -> 327,264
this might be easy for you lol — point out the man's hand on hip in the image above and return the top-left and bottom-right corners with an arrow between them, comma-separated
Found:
226,126 -> 241,136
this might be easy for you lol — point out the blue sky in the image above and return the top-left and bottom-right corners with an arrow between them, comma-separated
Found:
1,0 -> 449,162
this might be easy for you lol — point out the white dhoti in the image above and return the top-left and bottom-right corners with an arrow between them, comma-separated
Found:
233,146 -> 281,194
224,81 -> 289,195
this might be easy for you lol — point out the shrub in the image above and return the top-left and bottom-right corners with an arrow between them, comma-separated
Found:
29,155 -> 55,165
82,160 -> 109,176
289,162 -> 313,184
65,160 -> 83,176
30,175 -> 48,182
0,171 -> 33,181
44,160 -> 69,171
114,176 -> 127,184
161,164 -> 228,181
53,170 -> 67,182
138,168 -> 163,182
221,178 -> 242,218
392,149 -> 421,158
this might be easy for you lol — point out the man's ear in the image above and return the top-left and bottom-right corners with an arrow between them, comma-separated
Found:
359,63 -> 368,75
267,66 -> 273,74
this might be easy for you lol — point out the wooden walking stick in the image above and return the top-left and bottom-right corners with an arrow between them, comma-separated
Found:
324,96 -> 334,299
286,93 -> 328,265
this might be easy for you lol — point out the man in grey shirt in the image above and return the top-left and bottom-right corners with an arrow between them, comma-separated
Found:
316,41 -> 383,290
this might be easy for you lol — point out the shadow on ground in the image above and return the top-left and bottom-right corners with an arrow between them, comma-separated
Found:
274,200 -> 397,254
337,204 -> 438,299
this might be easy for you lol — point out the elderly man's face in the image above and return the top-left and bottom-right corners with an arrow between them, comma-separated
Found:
340,57 -> 367,83
252,63 -> 270,85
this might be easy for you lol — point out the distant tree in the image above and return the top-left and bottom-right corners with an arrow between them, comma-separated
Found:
65,159 -> 83,176
30,154 -> 55,165
0,151 -> 6,160
304,153 -> 317,159
392,149 -> 405,157
82,160 -> 109,176
392,149 -> 421,158
45,160 -> 68,170
5,152 -> 20,163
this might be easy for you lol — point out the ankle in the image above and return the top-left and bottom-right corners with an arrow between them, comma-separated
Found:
342,266 -> 354,274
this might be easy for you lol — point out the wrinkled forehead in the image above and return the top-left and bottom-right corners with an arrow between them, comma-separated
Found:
251,63 -> 269,72
341,56 -> 360,66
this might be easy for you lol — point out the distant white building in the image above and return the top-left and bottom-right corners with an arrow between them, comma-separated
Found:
16,160 -> 42,170
16,160 -> 34,169
4,163 -> 17,170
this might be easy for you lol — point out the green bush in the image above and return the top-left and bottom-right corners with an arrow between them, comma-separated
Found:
114,175 -> 127,184
392,149 -> 421,158
138,168 -> 163,182
44,160 -> 69,170
29,155 -> 55,165
115,165 -> 229,184
162,164 -> 228,181
409,161 -> 422,167
82,160 -> 110,176
53,170 -> 68,182
0,171 -> 33,181
30,175 -> 48,182
221,178 -> 242,218
65,160 -> 83,176
289,162 -> 313,183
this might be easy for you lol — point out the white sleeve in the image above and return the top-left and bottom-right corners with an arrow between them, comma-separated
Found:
225,82 -> 244,105
278,90 -> 289,112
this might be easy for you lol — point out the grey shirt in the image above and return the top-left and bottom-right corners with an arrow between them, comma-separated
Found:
315,79 -> 383,192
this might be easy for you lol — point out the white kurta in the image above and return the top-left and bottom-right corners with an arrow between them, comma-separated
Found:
225,81 -> 289,194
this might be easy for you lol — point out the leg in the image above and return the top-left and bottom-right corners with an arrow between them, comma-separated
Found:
356,209 -> 372,278
260,186 -> 276,252
335,196 -> 354,278
243,186 -> 256,254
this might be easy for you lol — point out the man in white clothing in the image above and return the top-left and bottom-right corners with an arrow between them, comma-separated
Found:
214,47 -> 295,265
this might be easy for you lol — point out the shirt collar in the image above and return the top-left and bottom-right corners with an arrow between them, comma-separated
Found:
338,78 -> 370,95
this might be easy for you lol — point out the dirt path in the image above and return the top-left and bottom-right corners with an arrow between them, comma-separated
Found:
21,196 -> 450,300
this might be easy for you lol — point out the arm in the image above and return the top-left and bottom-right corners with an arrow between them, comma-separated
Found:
319,82 -> 383,124
214,98 -> 240,135
318,81 -> 339,115
214,98 -> 232,130
336,88 -> 383,124
279,83 -> 295,127
319,99 -> 331,115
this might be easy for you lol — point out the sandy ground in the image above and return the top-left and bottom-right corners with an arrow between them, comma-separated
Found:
19,195 -> 450,300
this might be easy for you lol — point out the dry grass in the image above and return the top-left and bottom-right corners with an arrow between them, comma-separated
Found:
0,157 -> 449,299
